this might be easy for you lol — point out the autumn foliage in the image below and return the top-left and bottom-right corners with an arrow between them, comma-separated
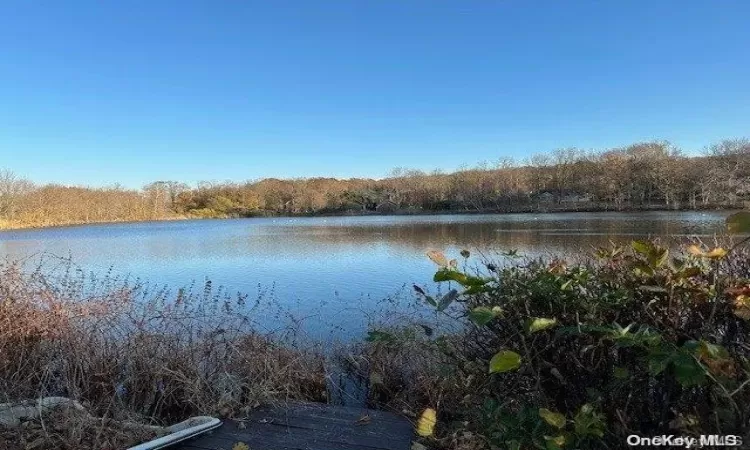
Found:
1,138 -> 749,229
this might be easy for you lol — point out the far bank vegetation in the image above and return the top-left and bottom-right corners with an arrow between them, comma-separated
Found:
1,138 -> 749,229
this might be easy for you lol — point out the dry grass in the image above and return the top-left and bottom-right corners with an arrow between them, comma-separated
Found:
341,329 -> 462,415
0,257 -> 327,448
0,408 -> 164,450
339,328 -> 476,449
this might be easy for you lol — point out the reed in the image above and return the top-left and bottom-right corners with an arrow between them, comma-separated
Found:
0,257 -> 327,449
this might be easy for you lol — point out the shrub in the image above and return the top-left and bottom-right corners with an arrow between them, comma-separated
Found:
355,213 -> 750,449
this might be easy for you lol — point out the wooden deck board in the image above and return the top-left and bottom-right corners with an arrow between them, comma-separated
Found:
175,403 -> 414,450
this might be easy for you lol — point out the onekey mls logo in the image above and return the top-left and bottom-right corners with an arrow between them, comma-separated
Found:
627,435 -> 743,448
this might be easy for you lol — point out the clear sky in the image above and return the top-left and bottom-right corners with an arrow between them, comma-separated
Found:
1,1 -> 748,188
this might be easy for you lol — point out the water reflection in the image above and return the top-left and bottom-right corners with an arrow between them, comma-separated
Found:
261,212 -> 727,253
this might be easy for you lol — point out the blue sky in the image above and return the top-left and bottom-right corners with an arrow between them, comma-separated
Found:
1,1 -> 748,188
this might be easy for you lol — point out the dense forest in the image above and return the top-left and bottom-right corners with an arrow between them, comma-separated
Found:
1,138 -> 748,229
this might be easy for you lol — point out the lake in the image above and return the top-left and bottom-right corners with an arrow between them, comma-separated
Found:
0,211 -> 731,340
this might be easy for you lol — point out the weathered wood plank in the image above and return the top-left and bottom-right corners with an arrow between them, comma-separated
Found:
204,419 -> 405,449
174,403 -> 413,450
268,403 -> 410,425
177,430 -> 398,450
235,416 -> 412,441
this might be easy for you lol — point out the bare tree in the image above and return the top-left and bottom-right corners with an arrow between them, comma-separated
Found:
0,169 -> 34,220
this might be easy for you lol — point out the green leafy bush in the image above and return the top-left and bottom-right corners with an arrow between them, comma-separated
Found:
360,214 -> 750,449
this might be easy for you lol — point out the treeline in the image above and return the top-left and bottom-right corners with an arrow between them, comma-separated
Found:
1,138 -> 748,228
0,177 -> 177,229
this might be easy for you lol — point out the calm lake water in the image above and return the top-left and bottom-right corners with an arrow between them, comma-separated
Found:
0,212 -> 731,339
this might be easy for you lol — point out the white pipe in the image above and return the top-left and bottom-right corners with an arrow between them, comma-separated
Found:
127,416 -> 222,450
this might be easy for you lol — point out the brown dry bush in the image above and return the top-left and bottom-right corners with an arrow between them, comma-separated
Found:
0,408 -> 163,450
0,257 -> 327,449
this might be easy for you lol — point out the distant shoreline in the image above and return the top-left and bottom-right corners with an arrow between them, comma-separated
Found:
0,205 -> 737,232
3,138 -> 747,235
303,204 -> 737,217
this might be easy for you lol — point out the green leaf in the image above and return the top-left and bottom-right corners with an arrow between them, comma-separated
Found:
527,317 -> 558,334
573,404 -> 605,438
632,262 -> 654,277
434,269 -> 463,284
463,275 -> 488,287
560,279 -> 573,291
650,247 -> 669,268
462,284 -> 490,295
695,340 -> 729,359
539,408 -> 566,429
436,289 -> 459,312
727,211 -> 750,234
468,306 -> 500,326
506,440 -> 521,450
676,267 -> 702,279
632,240 -> 654,256
544,435 -> 566,450
434,269 -> 487,287
434,268 -> 462,283
673,352 -> 707,387
489,350 -> 521,374
647,348 -> 674,376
